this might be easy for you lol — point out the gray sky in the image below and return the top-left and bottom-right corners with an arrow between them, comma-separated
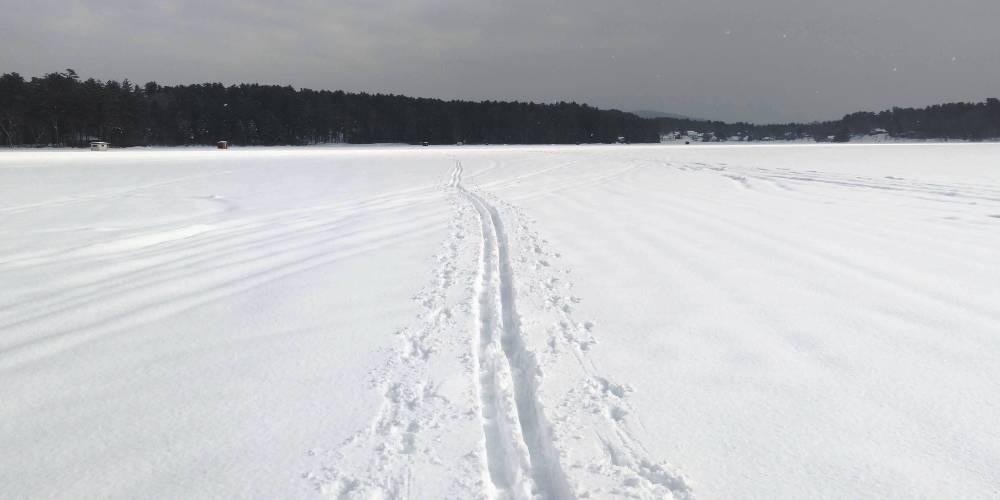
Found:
2,0 -> 998,123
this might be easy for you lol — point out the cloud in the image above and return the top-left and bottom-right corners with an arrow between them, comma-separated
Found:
1,0 -> 998,122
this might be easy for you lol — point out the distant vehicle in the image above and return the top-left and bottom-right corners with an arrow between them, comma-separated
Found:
421,141 -> 429,146
216,141 -> 229,149
89,141 -> 109,151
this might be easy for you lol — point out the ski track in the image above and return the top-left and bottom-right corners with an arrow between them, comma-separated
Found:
308,159 -> 691,499
502,193 -> 693,500
455,161 -> 574,500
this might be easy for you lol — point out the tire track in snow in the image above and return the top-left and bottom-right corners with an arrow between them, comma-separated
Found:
452,161 -> 574,500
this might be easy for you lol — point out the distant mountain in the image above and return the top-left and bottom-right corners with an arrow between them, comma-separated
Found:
631,109 -> 698,120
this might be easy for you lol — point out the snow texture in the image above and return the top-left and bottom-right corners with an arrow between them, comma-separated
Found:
2,144 -> 999,499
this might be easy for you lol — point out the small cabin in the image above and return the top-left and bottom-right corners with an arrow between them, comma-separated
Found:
89,141 -> 109,151
216,141 -> 229,150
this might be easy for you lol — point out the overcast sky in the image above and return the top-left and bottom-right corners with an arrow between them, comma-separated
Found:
2,0 -> 998,123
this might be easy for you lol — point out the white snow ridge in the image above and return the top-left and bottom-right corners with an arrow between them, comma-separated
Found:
3,144 -> 1000,499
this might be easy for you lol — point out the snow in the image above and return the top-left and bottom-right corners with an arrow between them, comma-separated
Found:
2,144 -> 999,499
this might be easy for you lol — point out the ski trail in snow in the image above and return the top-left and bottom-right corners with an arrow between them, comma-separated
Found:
309,159 -> 690,499
453,160 -> 574,500
500,192 -> 693,500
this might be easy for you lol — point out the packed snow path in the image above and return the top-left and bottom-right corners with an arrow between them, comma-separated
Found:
2,145 -> 999,499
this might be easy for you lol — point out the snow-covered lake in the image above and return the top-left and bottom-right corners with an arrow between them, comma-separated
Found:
2,144 -> 999,499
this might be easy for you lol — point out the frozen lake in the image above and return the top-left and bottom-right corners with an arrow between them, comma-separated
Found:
2,144 -> 999,499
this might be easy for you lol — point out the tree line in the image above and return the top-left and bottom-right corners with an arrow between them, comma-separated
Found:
653,100 -> 1000,142
0,70 -> 658,147
1,69 -> 999,147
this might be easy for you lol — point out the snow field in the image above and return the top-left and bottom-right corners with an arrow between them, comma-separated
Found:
2,144 -> 999,499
